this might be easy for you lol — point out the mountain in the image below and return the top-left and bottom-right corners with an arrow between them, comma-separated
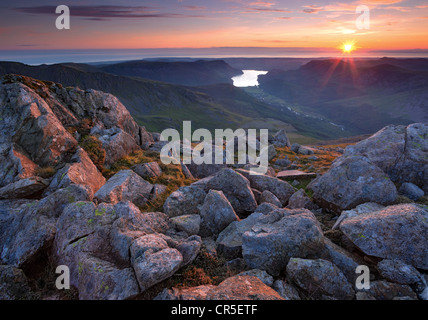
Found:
0,61 -> 349,141
98,59 -> 242,86
258,58 -> 428,134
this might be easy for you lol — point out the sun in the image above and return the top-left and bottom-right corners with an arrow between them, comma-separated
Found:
341,40 -> 357,54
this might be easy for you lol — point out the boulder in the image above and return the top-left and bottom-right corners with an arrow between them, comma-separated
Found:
377,259 -> 424,287
163,186 -> 207,217
45,147 -> 105,195
0,265 -> 33,300
259,190 -> 282,207
339,204 -> 428,270
199,190 -> 240,237
287,189 -> 313,209
286,258 -> 355,300
272,129 -> 291,148
132,161 -> 163,179
170,214 -> 201,236
131,235 -> 183,292
362,280 -> 418,300
309,155 -> 398,212
237,169 -> 295,206
399,182 -> 424,201
343,123 -> 428,193
200,168 -> 257,215
242,209 -> 324,276
332,202 -> 385,230
94,170 -> 153,207
206,275 -> 284,300
274,157 -> 291,168
186,145 -> 228,178
238,269 -> 274,287
0,176 -> 49,199
97,127 -> 141,166
273,280 -> 301,300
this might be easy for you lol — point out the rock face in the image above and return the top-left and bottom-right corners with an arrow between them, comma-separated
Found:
0,75 -> 153,191
309,155 -> 398,212
206,276 -> 284,300
286,258 -> 355,300
94,170 -> 153,208
259,190 -> 282,207
242,209 -> 324,276
339,204 -> 428,270
0,177 -> 49,199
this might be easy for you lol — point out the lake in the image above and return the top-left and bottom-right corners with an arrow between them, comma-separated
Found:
232,70 -> 268,87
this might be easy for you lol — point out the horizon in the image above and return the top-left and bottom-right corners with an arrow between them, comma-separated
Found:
2,47 -> 428,65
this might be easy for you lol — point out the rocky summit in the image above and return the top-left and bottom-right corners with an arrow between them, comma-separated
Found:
0,75 -> 427,301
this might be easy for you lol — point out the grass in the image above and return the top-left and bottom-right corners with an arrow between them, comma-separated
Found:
80,135 -> 106,171
35,166 -> 57,179
103,149 -> 194,212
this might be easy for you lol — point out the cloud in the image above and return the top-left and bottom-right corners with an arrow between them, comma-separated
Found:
13,5 -> 205,20
246,7 -> 291,13
302,5 -> 322,14
183,5 -> 207,11
248,1 -> 275,7
275,16 -> 293,20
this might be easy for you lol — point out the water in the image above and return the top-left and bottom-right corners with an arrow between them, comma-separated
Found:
232,70 -> 268,87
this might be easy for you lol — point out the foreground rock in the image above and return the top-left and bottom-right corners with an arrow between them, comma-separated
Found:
339,204 -> 428,270
45,147 -> 105,195
242,208 -> 324,276
199,190 -> 239,237
237,169 -> 295,206
286,258 -> 355,300
195,168 -> 257,215
0,177 -> 49,199
309,155 -> 398,212
0,265 -> 33,299
94,170 -> 153,207
163,186 -> 207,217
343,123 -> 427,193
206,276 -> 284,300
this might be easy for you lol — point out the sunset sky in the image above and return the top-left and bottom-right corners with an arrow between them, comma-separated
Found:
0,0 -> 427,57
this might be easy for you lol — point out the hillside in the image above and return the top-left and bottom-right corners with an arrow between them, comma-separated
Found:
258,58 -> 428,134
0,61 -> 349,141
99,59 -> 242,86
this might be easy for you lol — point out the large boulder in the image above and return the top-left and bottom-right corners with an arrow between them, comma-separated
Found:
339,204 -> 428,270
197,168 -> 257,215
0,176 -> 49,199
242,208 -> 324,276
0,265 -> 33,300
309,155 -> 398,212
94,170 -> 153,207
343,123 -> 428,193
45,147 -> 105,195
237,169 -> 295,206
163,186 -> 207,217
96,127 -> 141,166
0,185 -> 92,268
199,190 -> 240,237
132,161 -> 163,179
272,129 -> 291,148
286,258 -> 355,300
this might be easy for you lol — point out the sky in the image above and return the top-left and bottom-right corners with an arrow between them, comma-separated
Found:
0,0 -> 427,62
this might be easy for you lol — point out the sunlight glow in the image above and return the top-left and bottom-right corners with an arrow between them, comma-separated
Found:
341,40 -> 357,54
